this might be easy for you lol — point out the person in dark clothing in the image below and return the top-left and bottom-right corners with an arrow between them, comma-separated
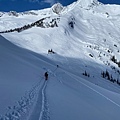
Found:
44,72 -> 48,80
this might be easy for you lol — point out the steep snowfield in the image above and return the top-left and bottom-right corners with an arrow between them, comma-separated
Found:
0,0 -> 120,119
0,35 -> 57,114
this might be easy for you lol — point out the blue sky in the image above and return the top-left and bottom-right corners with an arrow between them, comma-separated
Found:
0,0 -> 120,12
99,0 -> 120,4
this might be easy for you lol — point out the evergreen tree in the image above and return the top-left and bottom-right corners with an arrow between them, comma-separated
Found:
118,61 -> 120,67
105,70 -> 110,80
110,74 -> 113,82
111,56 -> 116,63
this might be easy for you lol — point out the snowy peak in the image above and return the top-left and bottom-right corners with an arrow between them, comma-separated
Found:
77,0 -> 100,8
52,3 -> 64,14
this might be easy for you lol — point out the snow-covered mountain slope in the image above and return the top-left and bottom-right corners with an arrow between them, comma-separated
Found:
0,35 -> 56,114
1,34 -> 120,120
0,0 -> 120,119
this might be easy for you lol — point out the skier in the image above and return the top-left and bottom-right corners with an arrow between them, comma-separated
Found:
44,72 -> 48,80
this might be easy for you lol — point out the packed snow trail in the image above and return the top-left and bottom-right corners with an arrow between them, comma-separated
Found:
28,80 -> 50,120
39,80 -> 50,120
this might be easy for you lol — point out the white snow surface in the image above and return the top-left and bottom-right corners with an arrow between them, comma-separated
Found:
0,0 -> 120,119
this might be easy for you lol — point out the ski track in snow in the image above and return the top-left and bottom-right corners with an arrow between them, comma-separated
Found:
28,80 -> 50,120
39,81 -> 50,120
60,68 -> 120,108
71,74 -> 120,108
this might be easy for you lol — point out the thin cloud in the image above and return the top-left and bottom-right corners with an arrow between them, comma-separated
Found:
29,0 -> 40,3
42,0 -> 58,6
